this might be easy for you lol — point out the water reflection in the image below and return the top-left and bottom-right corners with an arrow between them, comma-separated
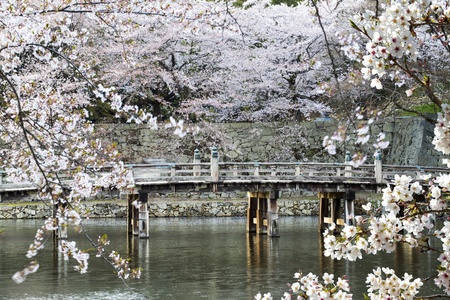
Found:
0,217 -> 443,299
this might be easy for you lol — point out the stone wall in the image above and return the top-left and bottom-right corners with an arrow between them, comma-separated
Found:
100,116 -> 444,167
0,193 -> 377,219
0,199 -> 320,219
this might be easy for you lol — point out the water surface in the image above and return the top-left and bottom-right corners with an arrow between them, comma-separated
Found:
0,217 -> 441,299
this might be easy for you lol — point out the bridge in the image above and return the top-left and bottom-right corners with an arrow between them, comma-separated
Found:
128,148 -> 449,238
1,147 -> 449,238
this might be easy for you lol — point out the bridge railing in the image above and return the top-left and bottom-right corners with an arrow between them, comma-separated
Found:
380,165 -> 450,180
2,148 -> 450,189
217,162 -> 376,179
130,148 -> 450,184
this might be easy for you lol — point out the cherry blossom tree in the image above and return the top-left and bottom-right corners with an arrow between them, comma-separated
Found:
256,0 -> 450,299
0,0 -> 237,286
92,0 -> 384,124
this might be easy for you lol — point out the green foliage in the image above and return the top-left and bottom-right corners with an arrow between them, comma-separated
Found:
271,0 -> 303,7
399,103 -> 441,116
86,100 -> 117,123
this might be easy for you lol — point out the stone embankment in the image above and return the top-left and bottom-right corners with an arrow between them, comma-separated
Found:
0,199 -> 321,219
0,193 -> 374,219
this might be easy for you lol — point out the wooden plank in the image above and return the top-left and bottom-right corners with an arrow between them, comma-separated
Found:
336,219 -> 345,226
345,199 -> 355,226
138,202 -> 149,238
247,193 -> 258,232
319,195 -> 329,232
267,198 -> 279,237
324,217 -> 333,224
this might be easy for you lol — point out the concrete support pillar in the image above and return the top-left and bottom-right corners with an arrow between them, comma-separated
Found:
193,149 -> 201,177
138,192 -> 149,238
374,151 -> 383,183
344,191 -> 355,226
211,146 -> 219,182
345,151 -> 352,177
254,163 -> 260,177
295,162 -> 301,177
127,193 -> 139,236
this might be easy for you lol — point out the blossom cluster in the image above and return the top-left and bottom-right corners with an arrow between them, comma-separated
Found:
366,267 -> 423,299
433,104 -> 450,157
353,1 -> 422,89
434,222 -> 450,293
352,0 -> 450,90
324,175 -> 430,260
11,261 -> 39,284
321,172 -> 450,298
59,240 -> 90,274
256,271 -> 352,300
323,107 -> 388,167
25,229 -> 44,259
96,234 -> 111,258
109,251 -> 142,280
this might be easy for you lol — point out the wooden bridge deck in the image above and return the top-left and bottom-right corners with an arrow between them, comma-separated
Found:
1,160 -> 449,195
2,149 -> 449,238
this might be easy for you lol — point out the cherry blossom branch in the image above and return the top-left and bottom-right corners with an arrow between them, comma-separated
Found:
26,43 -> 96,89
0,69 -> 52,189
77,221 -> 146,298
391,58 -> 442,108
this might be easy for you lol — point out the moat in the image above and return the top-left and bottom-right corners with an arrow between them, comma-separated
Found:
0,216 -> 441,299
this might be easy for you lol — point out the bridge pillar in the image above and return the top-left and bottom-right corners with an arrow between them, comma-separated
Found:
127,193 -> 139,235
127,192 -> 150,238
137,192 -> 150,238
53,202 -> 68,240
318,191 -> 355,232
247,191 -> 279,237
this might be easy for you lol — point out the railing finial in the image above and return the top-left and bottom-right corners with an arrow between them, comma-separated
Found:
374,150 -> 383,184
211,146 -> 218,159
345,151 -> 351,162
194,149 -> 200,160
375,150 -> 382,161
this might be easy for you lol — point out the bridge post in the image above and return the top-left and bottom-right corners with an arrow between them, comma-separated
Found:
170,163 -> 176,178
345,151 -> 352,177
247,191 -> 279,237
318,192 -> 351,232
127,193 -> 139,235
344,191 -> 355,226
268,191 -> 279,237
295,162 -> 301,177
254,163 -> 260,177
193,149 -> 201,176
318,192 -> 329,232
54,202 -> 68,240
271,165 -> 277,177
211,146 -> 219,181
138,192 -> 150,238
374,151 -> 383,184
415,166 -> 422,180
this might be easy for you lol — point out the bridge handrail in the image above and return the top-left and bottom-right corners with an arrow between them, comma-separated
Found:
2,149 -> 450,189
